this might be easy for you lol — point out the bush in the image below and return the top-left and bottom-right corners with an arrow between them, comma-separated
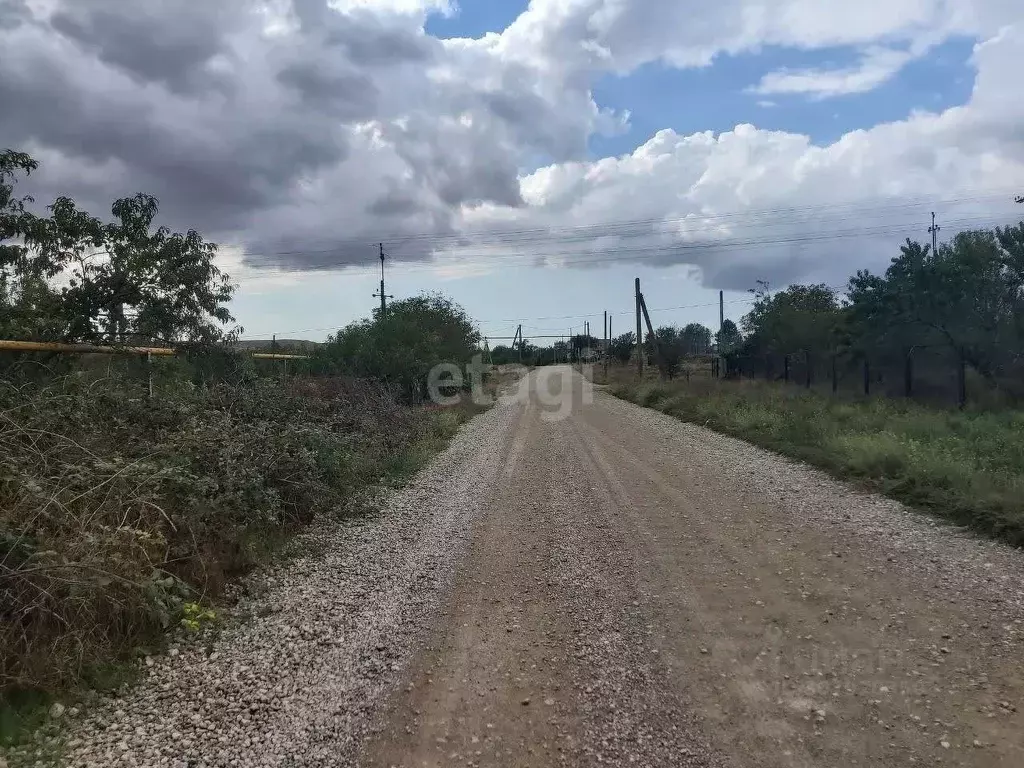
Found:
0,370 -> 427,699
312,294 -> 480,402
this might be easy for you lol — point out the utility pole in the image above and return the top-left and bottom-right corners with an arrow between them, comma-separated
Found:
607,315 -> 612,378
603,311 -> 608,375
637,292 -> 664,374
635,277 -> 643,377
719,290 -> 724,337
372,243 -> 393,314
929,212 -> 941,256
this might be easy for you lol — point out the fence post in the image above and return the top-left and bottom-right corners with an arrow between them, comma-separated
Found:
904,347 -> 913,398
863,356 -> 870,396
805,351 -> 812,389
832,354 -> 838,395
957,347 -> 967,410
147,351 -> 153,400
783,354 -> 790,384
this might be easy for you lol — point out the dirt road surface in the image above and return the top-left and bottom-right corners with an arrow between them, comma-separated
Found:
366,367 -> 1024,768
51,366 -> 1024,767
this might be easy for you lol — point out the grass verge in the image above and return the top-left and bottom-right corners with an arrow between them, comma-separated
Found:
610,374 -> 1024,547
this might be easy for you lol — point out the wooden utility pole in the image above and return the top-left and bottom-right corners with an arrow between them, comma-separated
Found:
635,278 -> 643,376
638,292 -> 665,377
604,311 -> 608,379
719,289 -> 725,379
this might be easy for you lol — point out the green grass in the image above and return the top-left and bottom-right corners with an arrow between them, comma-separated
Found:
611,377 -> 1024,547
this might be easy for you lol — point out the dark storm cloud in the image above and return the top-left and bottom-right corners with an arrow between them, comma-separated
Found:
0,0 -> 597,270
324,13 -> 436,66
0,35 -> 348,234
0,0 -> 29,29
0,0 -> 357,237
48,1 -> 247,94
276,62 -> 380,119
366,188 -> 421,217
386,114 -> 526,209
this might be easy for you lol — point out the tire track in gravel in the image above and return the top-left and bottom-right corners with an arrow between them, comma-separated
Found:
364,368 -> 722,767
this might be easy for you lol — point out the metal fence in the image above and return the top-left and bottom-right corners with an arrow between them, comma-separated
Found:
720,345 -> 1022,409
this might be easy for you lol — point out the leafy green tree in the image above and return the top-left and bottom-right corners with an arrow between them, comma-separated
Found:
490,344 -> 517,365
1,151 -> 236,347
680,323 -> 712,355
608,332 -> 636,364
715,319 -> 742,353
848,231 -> 1024,382
650,326 -> 684,378
0,150 -> 64,340
741,284 -> 841,355
318,293 -> 480,401
0,149 -> 39,256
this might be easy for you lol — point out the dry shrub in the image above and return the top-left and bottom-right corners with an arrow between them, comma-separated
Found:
0,372 -> 421,697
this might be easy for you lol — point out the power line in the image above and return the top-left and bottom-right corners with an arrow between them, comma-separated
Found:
225,212 -> 1014,284
227,187 -> 1020,260
242,286 -> 854,341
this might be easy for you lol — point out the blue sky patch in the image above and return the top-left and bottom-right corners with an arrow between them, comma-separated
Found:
589,37 -> 977,156
425,0 -> 528,38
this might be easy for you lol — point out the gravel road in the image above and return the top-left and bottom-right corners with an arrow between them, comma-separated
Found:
26,366 -> 1024,767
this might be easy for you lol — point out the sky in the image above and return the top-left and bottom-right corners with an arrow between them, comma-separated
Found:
2,0 -> 1023,344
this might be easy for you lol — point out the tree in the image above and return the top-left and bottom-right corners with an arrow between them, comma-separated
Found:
318,293 -> 480,401
608,332 -> 636,364
741,284 -> 841,356
680,323 -> 712,355
847,232 -> 1024,383
490,344 -> 517,365
0,150 -> 63,340
715,319 -> 742,353
0,149 -> 39,257
1,151 -> 236,347
651,326 -> 684,378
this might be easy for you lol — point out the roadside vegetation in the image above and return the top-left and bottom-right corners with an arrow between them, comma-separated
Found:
0,149 -> 487,742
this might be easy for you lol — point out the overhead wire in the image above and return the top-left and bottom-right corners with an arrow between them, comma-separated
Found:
226,211 -> 1013,285
228,186 -> 1020,260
